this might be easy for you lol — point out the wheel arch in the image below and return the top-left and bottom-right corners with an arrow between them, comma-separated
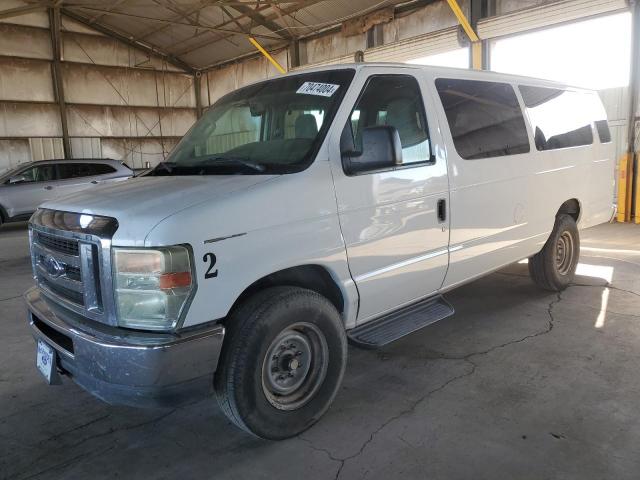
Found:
227,264 -> 347,322
556,198 -> 581,223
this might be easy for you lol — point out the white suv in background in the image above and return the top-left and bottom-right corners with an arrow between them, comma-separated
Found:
0,159 -> 132,227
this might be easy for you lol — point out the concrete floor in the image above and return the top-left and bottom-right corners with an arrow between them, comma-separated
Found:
1,221 -> 639,480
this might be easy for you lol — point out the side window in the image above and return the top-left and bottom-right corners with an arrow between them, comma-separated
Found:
57,163 -> 83,180
57,163 -> 115,179
435,78 -> 530,160
518,86 -> 594,150
87,163 -> 117,175
344,75 -> 432,166
20,165 -> 56,183
595,120 -> 611,143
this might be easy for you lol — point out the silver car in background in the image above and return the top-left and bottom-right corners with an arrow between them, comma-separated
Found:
0,159 -> 132,227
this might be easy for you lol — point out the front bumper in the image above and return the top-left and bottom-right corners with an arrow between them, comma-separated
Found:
25,287 -> 225,408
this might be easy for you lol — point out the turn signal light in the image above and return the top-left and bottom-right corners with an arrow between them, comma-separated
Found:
159,272 -> 192,290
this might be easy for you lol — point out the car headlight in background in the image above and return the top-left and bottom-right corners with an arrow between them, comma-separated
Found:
113,246 -> 195,331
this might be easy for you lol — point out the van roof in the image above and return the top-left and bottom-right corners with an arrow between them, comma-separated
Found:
280,62 -> 594,92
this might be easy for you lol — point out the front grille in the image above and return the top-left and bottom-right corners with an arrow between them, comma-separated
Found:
36,232 -> 79,256
65,265 -> 81,282
41,277 -> 85,306
30,209 -> 118,327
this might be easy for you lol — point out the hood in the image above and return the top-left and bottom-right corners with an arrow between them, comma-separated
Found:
42,175 -> 277,245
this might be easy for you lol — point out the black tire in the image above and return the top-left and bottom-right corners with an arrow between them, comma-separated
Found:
214,286 -> 348,440
528,214 -> 580,291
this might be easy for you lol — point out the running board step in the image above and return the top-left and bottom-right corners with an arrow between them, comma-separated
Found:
348,296 -> 455,349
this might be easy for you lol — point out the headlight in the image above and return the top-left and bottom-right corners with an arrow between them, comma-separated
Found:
113,246 -> 195,331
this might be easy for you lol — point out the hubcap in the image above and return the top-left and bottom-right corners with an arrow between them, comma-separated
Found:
261,322 -> 329,411
555,231 -> 574,276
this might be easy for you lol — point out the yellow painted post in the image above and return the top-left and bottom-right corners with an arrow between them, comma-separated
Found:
248,37 -> 286,74
471,42 -> 483,70
445,0 -> 483,70
635,153 -> 640,224
617,153 -> 634,222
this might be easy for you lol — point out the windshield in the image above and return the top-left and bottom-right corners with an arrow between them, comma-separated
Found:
151,69 -> 355,176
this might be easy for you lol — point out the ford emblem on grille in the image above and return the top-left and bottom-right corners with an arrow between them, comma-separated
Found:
44,255 -> 65,278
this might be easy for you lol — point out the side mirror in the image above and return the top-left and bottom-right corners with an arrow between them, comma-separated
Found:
342,125 -> 402,175
9,175 -> 26,184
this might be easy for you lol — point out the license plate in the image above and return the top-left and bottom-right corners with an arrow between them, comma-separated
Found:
36,339 -> 55,384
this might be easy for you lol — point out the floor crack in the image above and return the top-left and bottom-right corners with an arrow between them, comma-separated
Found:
0,294 -> 22,302
300,291 -> 564,479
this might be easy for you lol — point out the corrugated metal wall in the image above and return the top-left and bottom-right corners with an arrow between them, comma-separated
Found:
1,0 -> 635,178
0,7 -> 197,172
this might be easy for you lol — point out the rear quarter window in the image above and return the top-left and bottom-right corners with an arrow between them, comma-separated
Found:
518,86 -> 597,150
435,78 -> 530,160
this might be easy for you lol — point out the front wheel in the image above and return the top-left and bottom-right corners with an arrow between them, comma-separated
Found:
214,286 -> 347,439
528,213 -> 580,291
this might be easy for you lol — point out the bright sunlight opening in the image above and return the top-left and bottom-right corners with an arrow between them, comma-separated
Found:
491,12 -> 632,89
407,47 -> 470,69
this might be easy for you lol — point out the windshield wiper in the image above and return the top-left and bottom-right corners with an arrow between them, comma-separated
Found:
200,156 -> 266,173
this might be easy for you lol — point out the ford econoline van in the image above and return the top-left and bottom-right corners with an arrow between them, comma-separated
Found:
25,63 -> 615,439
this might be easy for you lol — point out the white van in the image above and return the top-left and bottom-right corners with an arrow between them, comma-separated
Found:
25,63 -> 615,440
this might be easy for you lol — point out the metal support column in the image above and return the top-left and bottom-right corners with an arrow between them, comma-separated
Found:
471,0 -> 490,70
631,1 -> 640,223
194,72 -> 203,119
446,0 -> 483,70
49,7 -> 71,158
618,0 -> 639,222
289,39 -> 301,69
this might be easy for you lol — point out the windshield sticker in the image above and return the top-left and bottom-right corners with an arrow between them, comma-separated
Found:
296,82 -> 340,97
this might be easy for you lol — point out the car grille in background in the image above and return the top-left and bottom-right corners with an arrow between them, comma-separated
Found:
36,232 -> 80,256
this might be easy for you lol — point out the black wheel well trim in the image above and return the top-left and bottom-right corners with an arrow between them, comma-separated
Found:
227,264 -> 346,322
557,198 -> 581,223
0,203 -> 6,222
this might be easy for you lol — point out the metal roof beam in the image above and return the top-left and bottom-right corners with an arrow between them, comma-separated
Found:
0,4 -> 47,20
61,9 -> 196,73
230,3 -> 293,39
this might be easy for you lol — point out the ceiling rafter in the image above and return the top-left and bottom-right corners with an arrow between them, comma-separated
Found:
170,0 -> 324,57
230,3 -> 294,39
64,5 -> 281,41
61,8 -> 196,73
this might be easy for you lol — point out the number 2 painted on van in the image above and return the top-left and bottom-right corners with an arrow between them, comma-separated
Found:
203,253 -> 218,279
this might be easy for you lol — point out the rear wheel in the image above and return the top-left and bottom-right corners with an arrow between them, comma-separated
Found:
528,214 -> 580,291
214,286 -> 347,439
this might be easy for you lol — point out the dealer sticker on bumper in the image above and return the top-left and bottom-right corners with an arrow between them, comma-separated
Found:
36,339 -> 55,384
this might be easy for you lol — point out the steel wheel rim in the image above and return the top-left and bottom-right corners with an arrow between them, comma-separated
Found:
261,322 -> 329,411
555,231 -> 574,276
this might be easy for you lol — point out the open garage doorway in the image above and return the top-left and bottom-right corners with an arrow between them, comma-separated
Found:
490,12 -> 632,90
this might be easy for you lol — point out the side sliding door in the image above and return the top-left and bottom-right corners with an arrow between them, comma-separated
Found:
433,77 -> 536,289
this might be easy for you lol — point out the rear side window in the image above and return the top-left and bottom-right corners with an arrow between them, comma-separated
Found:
57,163 -> 116,179
435,78 -> 530,160
519,86 -> 595,150
595,120 -> 612,143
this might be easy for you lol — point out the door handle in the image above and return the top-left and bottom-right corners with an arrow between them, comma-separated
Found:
44,186 -> 53,190
437,198 -> 446,223
91,180 -> 99,184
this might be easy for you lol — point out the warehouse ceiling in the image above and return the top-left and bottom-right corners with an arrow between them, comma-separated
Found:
17,0 -> 417,72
